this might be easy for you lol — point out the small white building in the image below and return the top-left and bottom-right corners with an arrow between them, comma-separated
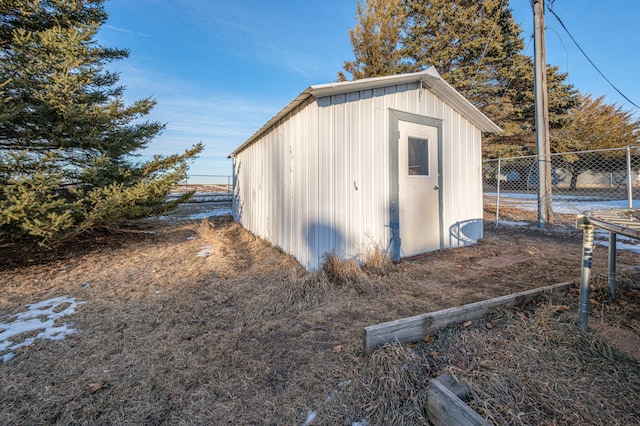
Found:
230,68 -> 500,270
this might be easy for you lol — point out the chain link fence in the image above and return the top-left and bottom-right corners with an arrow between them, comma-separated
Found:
170,174 -> 233,203
483,147 -> 640,227
173,175 -> 233,194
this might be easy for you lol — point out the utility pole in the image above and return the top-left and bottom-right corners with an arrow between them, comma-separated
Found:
532,0 -> 553,228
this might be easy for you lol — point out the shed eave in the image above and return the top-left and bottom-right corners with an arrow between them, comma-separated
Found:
420,73 -> 502,134
229,89 -> 313,158
229,67 -> 501,158
308,70 -> 437,98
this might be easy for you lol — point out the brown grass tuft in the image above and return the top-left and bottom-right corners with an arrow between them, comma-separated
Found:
321,252 -> 375,294
195,218 -> 216,239
240,267 -> 334,325
363,246 -> 396,276
350,344 -> 431,424
589,270 -> 636,304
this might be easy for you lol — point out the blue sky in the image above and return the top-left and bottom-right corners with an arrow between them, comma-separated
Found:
98,0 -> 640,178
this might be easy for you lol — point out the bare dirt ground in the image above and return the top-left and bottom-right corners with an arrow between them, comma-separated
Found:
1,212 -> 639,425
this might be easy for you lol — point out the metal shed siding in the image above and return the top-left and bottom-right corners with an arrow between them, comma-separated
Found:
439,109 -> 484,248
233,98 -> 320,269
313,82 -> 425,266
233,81 -> 485,270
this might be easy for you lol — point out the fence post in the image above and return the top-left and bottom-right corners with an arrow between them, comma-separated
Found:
577,219 -> 595,330
496,158 -> 501,225
627,146 -> 633,208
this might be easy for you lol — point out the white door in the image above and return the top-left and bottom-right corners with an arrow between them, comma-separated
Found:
398,120 -> 440,257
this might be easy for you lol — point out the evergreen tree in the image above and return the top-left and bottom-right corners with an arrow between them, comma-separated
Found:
0,0 -> 202,245
340,0 -> 578,157
339,0 -> 406,81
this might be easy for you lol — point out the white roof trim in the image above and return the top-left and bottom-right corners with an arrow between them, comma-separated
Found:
230,67 -> 501,158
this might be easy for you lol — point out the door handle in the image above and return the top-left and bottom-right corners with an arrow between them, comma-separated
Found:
434,185 -> 439,190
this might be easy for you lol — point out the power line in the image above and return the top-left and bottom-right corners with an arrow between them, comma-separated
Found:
545,26 -> 571,86
474,0 -> 508,76
498,36 -> 532,102
546,5 -> 640,109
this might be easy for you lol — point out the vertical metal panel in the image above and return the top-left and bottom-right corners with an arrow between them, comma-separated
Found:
316,95 -> 334,265
438,101 -> 483,248
234,82 -> 485,270
307,100 -> 319,269
233,98 -> 319,269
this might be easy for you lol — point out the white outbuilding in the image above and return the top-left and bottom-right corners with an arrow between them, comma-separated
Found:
230,68 -> 500,270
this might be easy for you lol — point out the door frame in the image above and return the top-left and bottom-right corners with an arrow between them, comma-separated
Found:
388,109 -> 444,261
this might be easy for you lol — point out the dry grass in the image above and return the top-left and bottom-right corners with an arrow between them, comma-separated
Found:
346,272 -> 640,425
363,247 -> 396,277
321,252 -> 378,295
459,302 -> 640,425
325,286 -> 640,425
1,217 -> 639,424
423,296 -> 640,425
351,344 -> 431,424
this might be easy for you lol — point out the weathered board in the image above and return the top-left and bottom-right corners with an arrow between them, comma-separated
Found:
427,379 -> 490,426
364,281 -> 573,353
435,372 -> 469,401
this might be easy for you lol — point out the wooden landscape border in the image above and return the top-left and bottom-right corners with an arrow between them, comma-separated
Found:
427,378 -> 490,426
364,281 -> 573,353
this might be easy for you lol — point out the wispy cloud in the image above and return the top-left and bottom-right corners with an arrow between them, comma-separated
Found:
99,0 -> 356,176
104,24 -> 153,38
109,62 -> 283,174
104,24 -> 131,33
149,0 -> 334,79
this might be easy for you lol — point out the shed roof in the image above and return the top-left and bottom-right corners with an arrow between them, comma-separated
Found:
230,67 -> 501,158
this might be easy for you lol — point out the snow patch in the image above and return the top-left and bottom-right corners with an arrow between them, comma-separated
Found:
487,192 -> 635,215
197,246 -> 212,258
154,210 -> 231,221
494,220 -> 529,227
594,230 -> 640,253
152,202 -> 232,221
601,240 -> 640,253
0,296 -> 85,363
302,410 -> 316,426
490,193 -> 640,252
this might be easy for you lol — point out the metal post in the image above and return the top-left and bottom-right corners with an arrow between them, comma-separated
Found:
608,232 -> 617,299
627,146 -> 633,208
532,0 -> 553,229
496,158 -> 501,225
578,221 -> 595,330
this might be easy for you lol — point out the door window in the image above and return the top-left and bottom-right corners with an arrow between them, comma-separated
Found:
408,137 -> 429,176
